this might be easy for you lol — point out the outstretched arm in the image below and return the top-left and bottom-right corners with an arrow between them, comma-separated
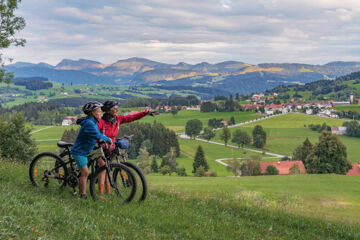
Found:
117,109 -> 153,124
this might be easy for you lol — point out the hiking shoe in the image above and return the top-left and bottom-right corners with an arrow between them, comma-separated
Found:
80,194 -> 87,200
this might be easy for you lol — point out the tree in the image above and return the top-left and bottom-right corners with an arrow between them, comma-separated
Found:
226,157 -> 242,176
202,127 -> 215,142
232,129 -> 251,148
0,113 -> 37,163
150,157 -> 158,173
265,165 -> 279,175
305,131 -> 352,174
161,147 -> 177,173
176,167 -> 187,176
194,166 -> 206,177
220,126 -> 231,146
136,147 -> 151,174
252,125 -> 266,148
171,107 -> 178,117
160,165 -> 171,175
289,164 -> 300,174
292,138 -> 313,165
185,119 -> 203,139
241,155 -> 261,176
200,101 -> 216,112
343,120 -> 360,137
193,145 -> 209,173
1,0 -> 26,83
228,116 -> 235,125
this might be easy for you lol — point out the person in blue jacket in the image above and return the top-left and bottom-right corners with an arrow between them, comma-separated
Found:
71,101 -> 112,199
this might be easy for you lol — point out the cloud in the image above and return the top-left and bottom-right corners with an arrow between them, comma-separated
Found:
3,0 -> 360,65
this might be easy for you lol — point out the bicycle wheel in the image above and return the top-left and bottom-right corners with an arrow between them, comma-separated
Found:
89,163 -> 137,203
29,152 -> 68,189
120,162 -> 148,201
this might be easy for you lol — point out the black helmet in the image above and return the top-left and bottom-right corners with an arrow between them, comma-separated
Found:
82,101 -> 103,115
101,100 -> 118,112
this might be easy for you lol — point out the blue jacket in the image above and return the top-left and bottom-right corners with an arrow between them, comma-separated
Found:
70,116 -> 110,156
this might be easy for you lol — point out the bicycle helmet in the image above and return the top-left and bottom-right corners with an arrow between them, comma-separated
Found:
82,101 -> 103,115
101,100 -> 118,112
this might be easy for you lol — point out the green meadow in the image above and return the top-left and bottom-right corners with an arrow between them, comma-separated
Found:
212,113 -> 360,163
7,110 -> 359,238
1,161 -> 359,239
335,104 -> 360,113
138,110 -> 259,132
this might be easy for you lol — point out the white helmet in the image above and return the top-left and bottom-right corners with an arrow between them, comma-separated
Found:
82,101 -> 103,115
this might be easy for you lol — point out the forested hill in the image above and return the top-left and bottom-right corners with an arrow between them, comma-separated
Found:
265,71 -> 360,101
6,58 -> 360,95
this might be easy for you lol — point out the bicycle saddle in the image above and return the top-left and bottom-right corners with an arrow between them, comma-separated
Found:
57,141 -> 74,148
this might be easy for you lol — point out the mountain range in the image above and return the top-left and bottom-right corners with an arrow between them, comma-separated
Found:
5,58 -> 360,94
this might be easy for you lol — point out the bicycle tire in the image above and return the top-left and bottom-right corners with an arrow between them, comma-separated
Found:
89,163 -> 137,203
118,162 -> 148,201
29,152 -> 68,189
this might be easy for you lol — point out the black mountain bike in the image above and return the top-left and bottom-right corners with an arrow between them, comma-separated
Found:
109,135 -> 148,201
29,140 -> 137,203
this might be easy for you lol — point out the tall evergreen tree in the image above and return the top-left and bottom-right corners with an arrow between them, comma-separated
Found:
150,157 -> 158,173
193,145 -> 209,173
306,131 -> 352,174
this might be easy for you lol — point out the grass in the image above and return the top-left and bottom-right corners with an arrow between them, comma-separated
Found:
138,110 -> 258,132
335,104 -> 360,113
177,138 -> 273,176
1,160 -> 359,239
31,125 -> 79,153
211,113 -> 360,163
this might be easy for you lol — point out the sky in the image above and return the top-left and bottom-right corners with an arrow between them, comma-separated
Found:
3,0 -> 360,65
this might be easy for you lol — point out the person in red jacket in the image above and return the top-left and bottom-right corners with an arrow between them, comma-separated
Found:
96,100 -> 157,194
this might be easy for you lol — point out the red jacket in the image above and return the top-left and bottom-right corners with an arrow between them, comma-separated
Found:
97,110 -> 148,141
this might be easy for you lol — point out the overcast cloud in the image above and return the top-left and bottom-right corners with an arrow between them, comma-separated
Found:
3,0 -> 360,65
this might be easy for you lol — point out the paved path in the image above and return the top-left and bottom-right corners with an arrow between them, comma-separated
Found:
30,126 -> 54,134
178,113 -> 287,171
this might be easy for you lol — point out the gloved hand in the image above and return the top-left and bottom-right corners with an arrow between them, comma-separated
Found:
147,109 -> 158,117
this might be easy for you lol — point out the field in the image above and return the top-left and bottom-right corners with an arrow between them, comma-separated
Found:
138,110 -> 259,132
18,111 -> 360,238
211,113 -> 360,163
334,104 -> 360,113
1,161 -> 359,239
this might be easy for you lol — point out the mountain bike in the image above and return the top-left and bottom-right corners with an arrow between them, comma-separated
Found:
29,140 -> 137,203
108,135 -> 148,201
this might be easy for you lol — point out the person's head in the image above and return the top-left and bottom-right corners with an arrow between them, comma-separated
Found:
82,101 -> 103,119
101,100 -> 118,117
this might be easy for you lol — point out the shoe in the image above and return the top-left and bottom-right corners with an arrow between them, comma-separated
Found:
80,194 -> 87,199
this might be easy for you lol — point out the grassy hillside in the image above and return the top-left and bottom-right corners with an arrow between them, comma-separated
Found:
1,161 -> 359,239
138,110 -> 258,132
213,113 -> 360,163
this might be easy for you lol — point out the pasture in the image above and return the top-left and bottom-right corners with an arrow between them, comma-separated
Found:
0,161 -> 359,239
138,110 -> 258,132
213,113 -> 360,163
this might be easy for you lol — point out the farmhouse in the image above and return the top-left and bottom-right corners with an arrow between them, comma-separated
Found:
61,116 -> 78,126
331,126 -> 347,135
260,161 -> 306,175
